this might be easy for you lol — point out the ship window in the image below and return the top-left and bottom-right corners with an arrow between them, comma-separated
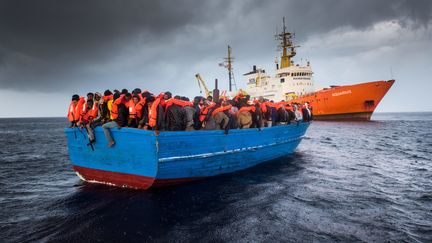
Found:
280,78 -> 285,83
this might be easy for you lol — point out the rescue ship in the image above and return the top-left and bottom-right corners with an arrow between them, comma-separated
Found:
243,19 -> 394,121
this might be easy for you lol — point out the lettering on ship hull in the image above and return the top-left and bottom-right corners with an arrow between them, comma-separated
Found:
332,90 -> 352,97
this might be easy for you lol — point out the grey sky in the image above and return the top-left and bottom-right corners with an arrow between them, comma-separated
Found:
0,0 -> 431,117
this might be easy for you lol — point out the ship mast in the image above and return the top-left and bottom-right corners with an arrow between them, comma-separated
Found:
277,17 -> 298,69
222,45 -> 237,92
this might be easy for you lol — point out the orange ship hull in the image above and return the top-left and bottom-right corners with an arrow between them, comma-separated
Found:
291,80 -> 395,121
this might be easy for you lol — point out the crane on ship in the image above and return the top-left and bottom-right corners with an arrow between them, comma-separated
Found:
195,73 -> 212,97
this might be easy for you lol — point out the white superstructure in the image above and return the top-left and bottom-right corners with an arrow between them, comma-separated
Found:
243,18 -> 315,101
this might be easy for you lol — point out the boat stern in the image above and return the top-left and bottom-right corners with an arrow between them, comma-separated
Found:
65,127 -> 159,189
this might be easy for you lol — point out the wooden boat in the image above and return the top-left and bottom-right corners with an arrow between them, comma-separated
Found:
64,123 -> 310,189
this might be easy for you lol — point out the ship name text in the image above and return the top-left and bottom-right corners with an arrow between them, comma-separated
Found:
332,90 -> 352,97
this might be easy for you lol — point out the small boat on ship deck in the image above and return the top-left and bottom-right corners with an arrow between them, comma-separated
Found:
65,122 -> 309,189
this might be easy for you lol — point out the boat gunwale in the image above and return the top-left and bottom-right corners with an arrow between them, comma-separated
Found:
64,122 -> 308,137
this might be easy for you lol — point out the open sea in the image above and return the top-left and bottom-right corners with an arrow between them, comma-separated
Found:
0,112 -> 431,242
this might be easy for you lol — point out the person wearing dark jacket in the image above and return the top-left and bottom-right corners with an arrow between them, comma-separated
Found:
193,96 -> 204,130
116,93 -> 130,127
165,102 -> 187,131
302,102 -> 312,122
276,106 -> 289,124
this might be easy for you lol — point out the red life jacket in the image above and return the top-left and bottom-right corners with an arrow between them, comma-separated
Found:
212,105 -> 232,117
199,102 -> 216,122
165,98 -> 193,110
149,93 -> 164,128
103,94 -> 113,102
261,101 -> 278,113
82,102 -> 98,122
236,106 -> 256,116
129,99 -> 146,119
67,97 -> 85,122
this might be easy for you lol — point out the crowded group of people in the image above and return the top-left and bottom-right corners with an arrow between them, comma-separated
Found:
67,88 -> 312,147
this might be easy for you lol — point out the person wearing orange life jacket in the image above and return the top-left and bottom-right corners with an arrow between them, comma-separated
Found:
226,99 -> 239,129
275,101 -> 290,125
139,94 -> 165,131
237,105 -> 255,129
91,92 -> 104,126
202,100 -> 227,130
252,99 -> 265,128
98,90 -> 113,123
210,100 -> 231,131
79,99 -> 98,143
181,97 -> 196,131
67,94 -> 85,128
101,92 -> 125,147
165,96 -> 188,131
127,94 -> 144,128
78,93 -> 94,124
199,100 -> 216,126
159,91 -> 172,108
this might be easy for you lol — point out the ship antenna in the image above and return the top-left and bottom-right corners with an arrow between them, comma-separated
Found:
278,17 -> 299,69
221,45 -> 237,92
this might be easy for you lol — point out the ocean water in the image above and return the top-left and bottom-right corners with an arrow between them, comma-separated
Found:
0,113 -> 431,242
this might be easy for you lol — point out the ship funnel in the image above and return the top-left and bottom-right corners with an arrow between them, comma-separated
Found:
253,65 -> 256,72
213,79 -> 220,101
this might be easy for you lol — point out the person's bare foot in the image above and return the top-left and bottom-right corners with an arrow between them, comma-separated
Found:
108,141 -> 115,147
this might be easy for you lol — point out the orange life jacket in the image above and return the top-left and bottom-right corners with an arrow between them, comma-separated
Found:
129,99 -> 145,119
199,103 -> 216,122
82,102 -> 98,122
111,95 -> 126,120
212,105 -> 232,117
165,98 -> 193,110
103,94 -> 113,102
149,97 -> 162,128
67,97 -> 85,122
236,106 -> 256,116
260,101 -> 278,113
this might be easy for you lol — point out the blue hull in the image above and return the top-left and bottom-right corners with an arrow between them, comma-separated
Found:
65,123 -> 309,189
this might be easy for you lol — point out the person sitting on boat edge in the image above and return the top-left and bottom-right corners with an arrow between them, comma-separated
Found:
79,98 -> 98,143
67,94 -> 85,128
101,92 -> 127,147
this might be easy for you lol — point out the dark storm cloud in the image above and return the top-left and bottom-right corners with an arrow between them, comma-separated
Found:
268,0 -> 432,40
0,0 -> 431,92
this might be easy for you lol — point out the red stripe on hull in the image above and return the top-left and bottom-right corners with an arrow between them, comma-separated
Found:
313,112 -> 373,121
73,166 -> 155,189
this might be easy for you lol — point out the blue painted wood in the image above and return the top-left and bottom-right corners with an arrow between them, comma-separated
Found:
65,127 -> 158,179
65,122 -> 309,181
